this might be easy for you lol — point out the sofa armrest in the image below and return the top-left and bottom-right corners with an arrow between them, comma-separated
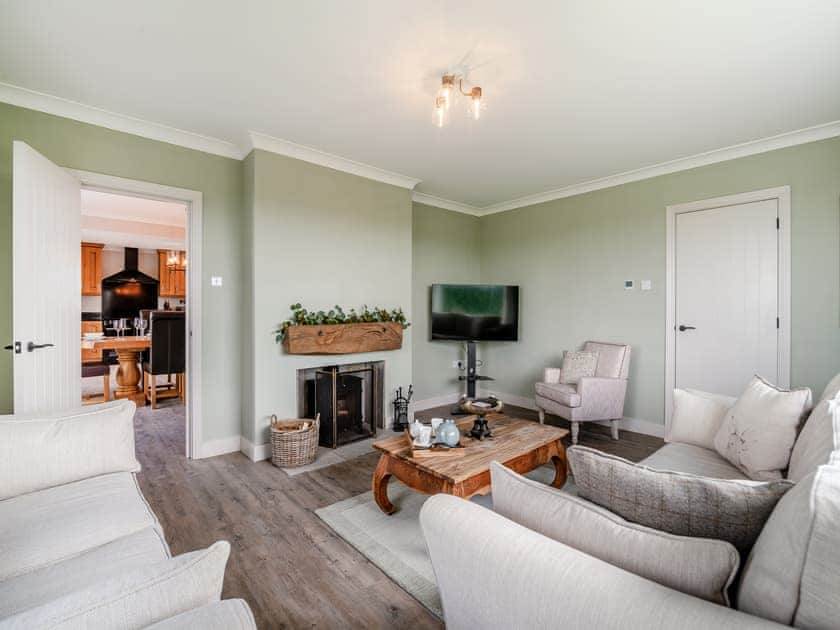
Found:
0,400 -> 140,500
543,367 -> 561,384
420,495 -> 784,630
577,376 -> 628,419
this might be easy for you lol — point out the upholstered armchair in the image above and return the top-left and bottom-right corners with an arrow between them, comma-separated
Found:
535,341 -> 631,444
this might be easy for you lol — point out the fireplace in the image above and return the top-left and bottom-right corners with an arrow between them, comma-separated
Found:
297,361 -> 384,448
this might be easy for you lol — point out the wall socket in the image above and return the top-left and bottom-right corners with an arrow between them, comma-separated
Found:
452,360 -> 465,370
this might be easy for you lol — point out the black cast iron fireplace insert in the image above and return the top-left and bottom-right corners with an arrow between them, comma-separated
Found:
299,362 -> 383,448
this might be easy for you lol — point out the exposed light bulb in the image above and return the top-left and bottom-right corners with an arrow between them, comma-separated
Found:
434,96 -> 446,128
470,87 -> 483,121
441,75 -> 455,110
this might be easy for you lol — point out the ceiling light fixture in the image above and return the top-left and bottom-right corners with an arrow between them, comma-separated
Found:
434,73 -> 484,127
166,250 -> 186,270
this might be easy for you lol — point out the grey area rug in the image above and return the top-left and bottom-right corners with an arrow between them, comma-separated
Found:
316,465 -> 573,619
282,437 -> 377,476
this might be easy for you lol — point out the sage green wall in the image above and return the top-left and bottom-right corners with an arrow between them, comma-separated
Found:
411,203 -> 481,402
241,152 -> 256,442
0,103 -> 244,445
245,150 -> 413,445
479,136 -> 840,425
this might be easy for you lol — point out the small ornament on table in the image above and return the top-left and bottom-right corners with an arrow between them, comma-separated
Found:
392,384 -> 413,432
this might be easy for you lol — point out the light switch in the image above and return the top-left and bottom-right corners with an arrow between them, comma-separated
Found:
641,280 -> 652,291
211,276 -> 223,287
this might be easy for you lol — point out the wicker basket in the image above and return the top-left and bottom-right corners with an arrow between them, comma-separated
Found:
270,413 -> 320,468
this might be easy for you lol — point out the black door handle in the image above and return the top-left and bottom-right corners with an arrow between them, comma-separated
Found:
3,342 -> 21,354
27,342 -> 55,352
678,325 -> 696,332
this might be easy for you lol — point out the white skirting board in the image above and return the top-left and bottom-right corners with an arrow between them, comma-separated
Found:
240,436 -> 271,462
483,390 -> 666,439
197,435 -> 242,459
410,392 -> 463,413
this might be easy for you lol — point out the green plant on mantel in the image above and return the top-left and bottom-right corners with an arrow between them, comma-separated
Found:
275,303 -> 410,342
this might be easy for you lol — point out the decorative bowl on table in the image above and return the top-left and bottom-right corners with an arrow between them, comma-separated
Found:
460,396 -> 503,417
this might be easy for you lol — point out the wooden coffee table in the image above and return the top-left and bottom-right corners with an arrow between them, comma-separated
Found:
371,414 -> 569,514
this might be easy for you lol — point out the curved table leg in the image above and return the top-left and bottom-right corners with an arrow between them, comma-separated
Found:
550,440 -> 569,489
372,454 -> 396,515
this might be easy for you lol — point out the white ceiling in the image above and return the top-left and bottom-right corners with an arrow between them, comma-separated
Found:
81,189 -> 186,226
2,1 -> 839,209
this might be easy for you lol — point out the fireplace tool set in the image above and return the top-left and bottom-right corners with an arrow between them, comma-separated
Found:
392,385 -> 413,432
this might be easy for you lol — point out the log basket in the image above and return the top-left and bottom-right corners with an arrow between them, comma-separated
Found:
270,413 -> 320,468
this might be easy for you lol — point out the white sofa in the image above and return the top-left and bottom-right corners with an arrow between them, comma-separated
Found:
0,400 -> 256,629
422,374 -> 840,629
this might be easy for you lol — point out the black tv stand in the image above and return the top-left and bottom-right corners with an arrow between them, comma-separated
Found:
451,340 -> 494,415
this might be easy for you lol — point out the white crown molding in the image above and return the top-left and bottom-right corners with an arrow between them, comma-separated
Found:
411,192 -> 482,216
0,82 -> 244,160
479,119 -> 840,215
4,80 -> 838,213
248,131 -> 421,190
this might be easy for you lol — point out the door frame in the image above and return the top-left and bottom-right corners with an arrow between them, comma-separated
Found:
69,169 -> 203,459
664,186 -> 791,429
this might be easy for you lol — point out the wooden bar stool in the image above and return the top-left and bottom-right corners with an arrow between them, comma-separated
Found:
82,361 -> 111,405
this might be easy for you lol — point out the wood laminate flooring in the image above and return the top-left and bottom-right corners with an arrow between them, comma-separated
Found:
135,402 -> 663,629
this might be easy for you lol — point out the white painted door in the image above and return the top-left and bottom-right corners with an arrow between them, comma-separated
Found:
674,199 -> 779,397
12,142 -> 81,412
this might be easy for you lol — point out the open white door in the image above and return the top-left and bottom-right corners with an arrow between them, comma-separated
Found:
12,142 -> 81,413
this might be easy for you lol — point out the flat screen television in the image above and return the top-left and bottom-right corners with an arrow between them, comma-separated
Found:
431,284 -> 519,341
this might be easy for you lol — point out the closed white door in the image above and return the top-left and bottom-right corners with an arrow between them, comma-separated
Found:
12,142 -> 81,413
674,199 -> 779,397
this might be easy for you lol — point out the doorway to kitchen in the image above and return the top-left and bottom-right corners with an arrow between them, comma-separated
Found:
75,170 -> 203,459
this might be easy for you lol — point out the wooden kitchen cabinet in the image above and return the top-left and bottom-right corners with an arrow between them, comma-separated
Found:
81,242 -> 105,296
157,250 -> 186,298
81,320 -> 103,362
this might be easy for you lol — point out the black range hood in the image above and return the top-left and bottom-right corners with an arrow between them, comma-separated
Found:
102,247 -> 158,286
101,247 -> 159,321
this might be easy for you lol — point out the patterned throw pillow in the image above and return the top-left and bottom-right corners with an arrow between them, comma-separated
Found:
559,351 -> 598,385
713,375 -> 812,481
567,445 -> 793,554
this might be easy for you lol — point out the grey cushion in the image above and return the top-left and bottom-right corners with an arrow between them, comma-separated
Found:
1,542 -> 230,630
642,442 -> 750,480
582,341 -> 630,379
568,446 -> 793,554
535,381 -> 581,407
0,527 -> 170,619
142,600 -> 256,630
738,466 -> 840,628
0,472 -> 162,582
491,462 -> 739,605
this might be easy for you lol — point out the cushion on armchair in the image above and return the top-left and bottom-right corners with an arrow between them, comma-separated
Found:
567,446 -> 793,554
713,376 -> 812,481
558,351 -> 598,385
490,462 -> 740,605
535,382 -> 581,408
